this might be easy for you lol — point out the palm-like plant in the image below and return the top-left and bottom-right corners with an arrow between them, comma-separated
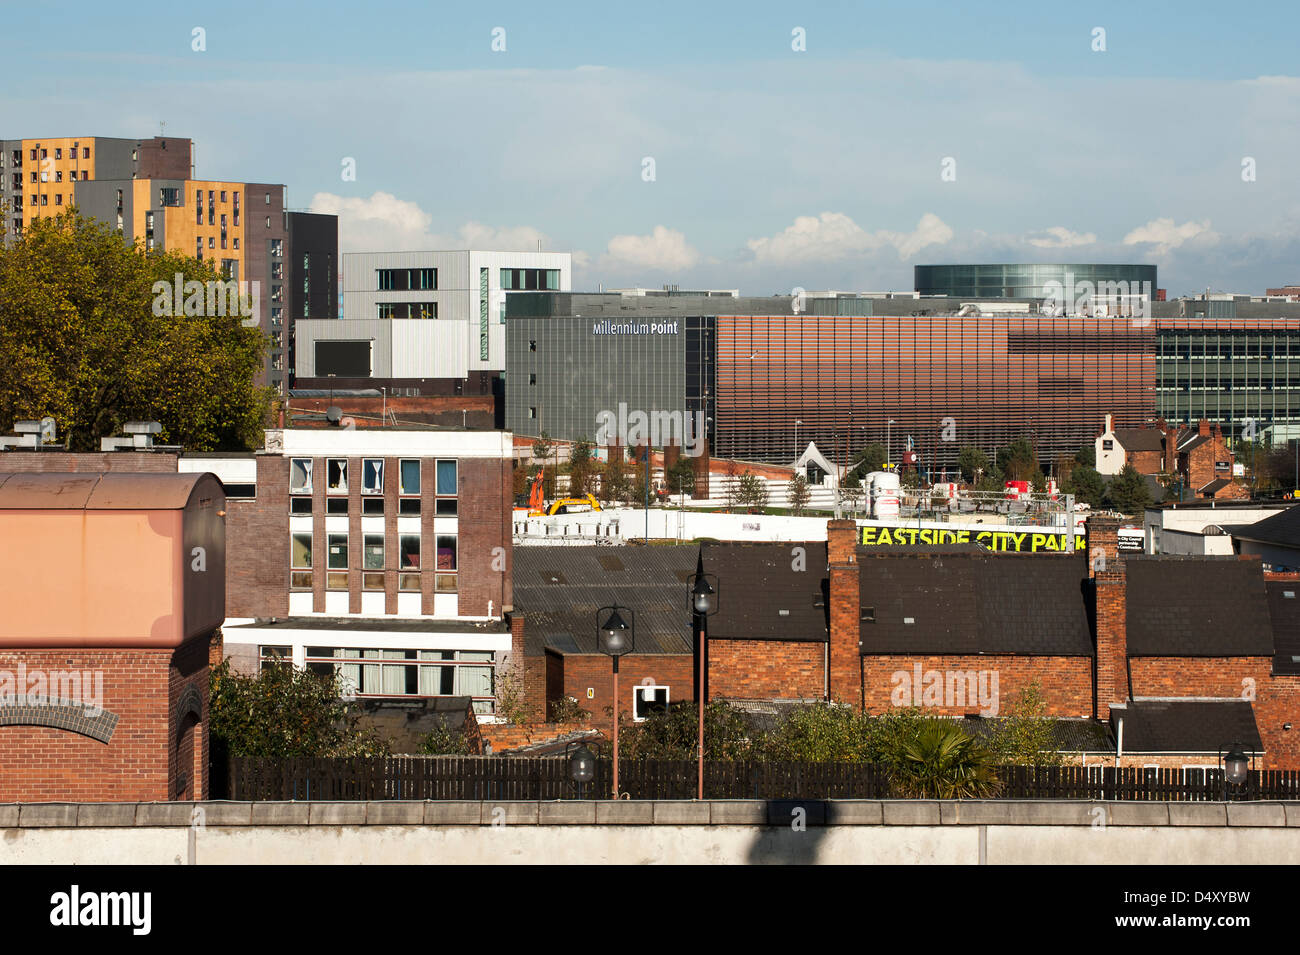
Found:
887,720 -> 1002,799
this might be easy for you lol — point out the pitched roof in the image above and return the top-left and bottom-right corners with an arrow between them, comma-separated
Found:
1124,557 -> 1276,656
513,545 -> 699,655
1230,504 -> 1300,549
1267,581 -> 1300,676
1113,428 -> 1164,453
1198,478 -> 1232,494
961,716 -> 1114,753
1179,434 -> 1212,453
1115,700 -> 1262,753
857,552 -> 1094,655
701,542 -> 829,642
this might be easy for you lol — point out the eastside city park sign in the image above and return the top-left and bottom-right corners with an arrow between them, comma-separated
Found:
859,522 -> 1086,553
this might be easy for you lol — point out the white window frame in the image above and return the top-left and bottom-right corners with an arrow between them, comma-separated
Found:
326,457 -> 348,494
633,684 -> 670,722
362,458 -> 384,495
290,458 -> 313,494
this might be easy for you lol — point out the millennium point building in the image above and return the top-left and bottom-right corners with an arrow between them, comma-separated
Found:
0,133 -> 338,393
504,292 -> 1300,469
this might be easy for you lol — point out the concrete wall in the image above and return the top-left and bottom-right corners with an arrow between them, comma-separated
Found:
2,800 -> 1297,865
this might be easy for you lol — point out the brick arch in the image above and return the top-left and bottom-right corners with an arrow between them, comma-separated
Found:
174,685 -> 203,732
0,698 -> 119,744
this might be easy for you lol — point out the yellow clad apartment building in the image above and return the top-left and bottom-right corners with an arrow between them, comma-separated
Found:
0,135 -> 337,392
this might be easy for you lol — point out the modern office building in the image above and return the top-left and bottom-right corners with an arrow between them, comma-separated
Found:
505,292 -> 1300,469
293,250 -> 572,397
1,133 -> 338,394
915,263 -> 1158,305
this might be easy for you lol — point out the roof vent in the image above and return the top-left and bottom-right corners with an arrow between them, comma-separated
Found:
101,421 -> 176,452
0,416 -> 61,450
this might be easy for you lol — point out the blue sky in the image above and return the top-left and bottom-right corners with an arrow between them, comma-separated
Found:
7,0 -> 1300,295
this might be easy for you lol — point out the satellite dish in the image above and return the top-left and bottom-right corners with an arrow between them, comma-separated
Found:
326,406 -> 343,425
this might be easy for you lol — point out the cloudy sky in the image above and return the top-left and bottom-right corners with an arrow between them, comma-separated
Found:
8,0 -> 1300,295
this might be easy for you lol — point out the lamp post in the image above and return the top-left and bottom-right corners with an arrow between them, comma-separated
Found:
689,552 -> 718,800
887,418 -> 896,467
565,739 -> 597,800
596,605 -> 634,799
794,419 -> 802,458
1219,742 -> 1250,801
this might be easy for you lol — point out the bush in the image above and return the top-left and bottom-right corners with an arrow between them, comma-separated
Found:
548,695 -> 591,724
883,719 -> 1002,799
419,724 -> 472,756
616,700 -> 760,760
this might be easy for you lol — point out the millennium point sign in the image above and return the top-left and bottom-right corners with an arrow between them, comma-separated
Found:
859,524 -> 1085,553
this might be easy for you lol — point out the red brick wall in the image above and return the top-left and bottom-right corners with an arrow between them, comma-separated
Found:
860,655 -> 1093,718
0,644 -> 209,802
1095,570 -> 1127,719
708,640 -> 826,700
225,454 -> 290,618
827,520 -> 861,706
456,456 -> 512,617
558,655 -> 693,724
1129,656 -> 1300,770
1125,449 -> 1164,474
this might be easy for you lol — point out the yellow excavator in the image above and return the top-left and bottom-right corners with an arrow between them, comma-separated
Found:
525,469 -> 603,516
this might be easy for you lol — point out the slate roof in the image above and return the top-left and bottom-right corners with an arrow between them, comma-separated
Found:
1267,581 -> 1300,676
1124,557 -> 1275,656
1198,478 -> 1232,494
1115,700 -> 1262,754
513,545 -> 699,655
1178,433 -> 1212,453
702,542 -> 829,642
1113,428 -> 1164,453
961,716 -> 1114,753
857,552 -> 1093,655
1230,504 -> 1300,549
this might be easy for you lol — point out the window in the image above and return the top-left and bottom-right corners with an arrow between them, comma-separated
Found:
290,458 -> 313,493
208,236 -> 215,249
304,648 -> 494,701
363,534 -> 385,571
54,148 -> 62,160
633,685 -> 670,722
220,190 -> 227,202
362,497 -> 384,515
399,534 -> 420,592
378,302 -> 437,319
435,459 -> 458,515
55,170 -> 62,182
266,216 -> 271,228
260,646 -> 291,672
362,458 -> 383,494
528,340 -> 536,352
159,187 -> 179,206
500,267 -> 560,291
377,267 -> 436,291
291,496 -> 312,514
327,532 -> 348,590
436,535 -> 456,592
291,532 -> 313,588
399,459 -> 420,495
326,497 -> 348,514
327,458 -> 348,493
82,147 -> 90,159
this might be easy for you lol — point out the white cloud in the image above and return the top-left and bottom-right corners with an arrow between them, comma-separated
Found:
1122,218 -> 1219,254
745,212 -> 953,264
308,191 -> 560,254
1026,226 -> 1097,249
601,226 -> 700,271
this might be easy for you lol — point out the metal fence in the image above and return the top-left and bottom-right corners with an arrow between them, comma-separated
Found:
227,757 -> 1300,802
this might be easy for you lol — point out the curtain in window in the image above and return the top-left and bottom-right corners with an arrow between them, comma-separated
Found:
362,649 -> 382,694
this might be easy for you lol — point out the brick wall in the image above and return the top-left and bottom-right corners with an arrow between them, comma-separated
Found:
708,640 -> 825,700
1094,570 -> 1126,719
557,654 -> 694,724
456,456 -> 512,617
860,655 -> 1093,718
0,643 -> 209,802
225,454 -> 289,618
827,520 -> 861,705
0,451 -> 178,473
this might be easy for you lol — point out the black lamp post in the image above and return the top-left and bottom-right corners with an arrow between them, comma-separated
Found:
596,604 -> 634,799
689,552 -> 718,800
565,740 -> 597,800
1219,741 -> 1250,801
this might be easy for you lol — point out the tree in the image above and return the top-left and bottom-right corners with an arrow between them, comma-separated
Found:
1106,463 -> 1152,514
786,472 -> 810,514
1065,465 -> 1105,507
530,432 -> 556,499
568,435 -> 595,496
737,472 -> 769,511
601,452 -> 632,503
986,683 -> 1064,767
0,209 -> 270,451
848,442 -> 887,481
666,457 -> 696,496
884,719 -> 1002,799
723,459 -> 743,510
957,446 -> 988,483
764,703 -> 875,762
1075,445 -> 1096,468
617,700 -> 759,760
208,659 -> 390,758
996,438 -> 1038,482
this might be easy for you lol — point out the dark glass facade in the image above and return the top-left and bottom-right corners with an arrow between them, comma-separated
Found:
915,263 -> 1157,301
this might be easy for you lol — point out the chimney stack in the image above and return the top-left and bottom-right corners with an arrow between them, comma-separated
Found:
827,519 -> 861,707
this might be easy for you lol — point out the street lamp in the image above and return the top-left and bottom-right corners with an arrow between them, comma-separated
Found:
887,419 -> 896,467
689,552 -> 718,800
794,419 -> 803,458
565,739 -> 597,800
596,605 -> 634,799
1219,741 -> 1250,801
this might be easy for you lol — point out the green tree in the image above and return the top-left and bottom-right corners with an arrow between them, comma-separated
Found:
996,438 -> 1038,482
764,703 -> 876,762
1106,463 -> 1152,514
1065,465 -> 1105,507
884,719 -> 1002,799
1075,445 -> 1096,468
986,683 -> 1065,767
568,435 -> 595,496
0,209 -> 270,451
419,724 -> 472,756
848,442 -> 887,481
530,432 -> 556,499
666,457 -> 696,496
786,472 -> 811,514
737,472 -> 769,511
957,446 -> 988,483
617,701 -> 759,760
601,452 -> 632,503
208,659 -> 390,758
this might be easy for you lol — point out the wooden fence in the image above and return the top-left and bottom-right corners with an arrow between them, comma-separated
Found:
227,757 -> 1300,802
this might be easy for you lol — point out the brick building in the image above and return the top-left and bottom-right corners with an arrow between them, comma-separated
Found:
512,518 -> 1300,769
0,471 -> 224,802
1096,414 -> 1246,500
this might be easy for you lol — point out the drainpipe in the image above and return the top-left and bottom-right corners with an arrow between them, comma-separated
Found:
1116,715 -> 1124,769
